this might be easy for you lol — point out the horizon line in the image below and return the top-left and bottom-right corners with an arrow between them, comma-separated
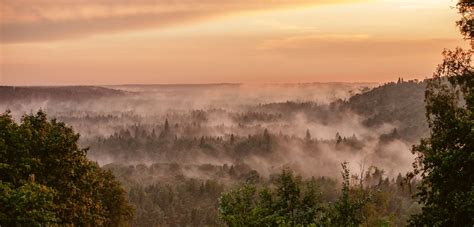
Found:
0,81 -> 386,87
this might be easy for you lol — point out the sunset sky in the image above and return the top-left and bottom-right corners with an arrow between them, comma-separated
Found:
0,0 -> 470,85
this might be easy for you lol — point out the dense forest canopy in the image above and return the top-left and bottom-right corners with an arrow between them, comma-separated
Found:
0,111 -> 132,225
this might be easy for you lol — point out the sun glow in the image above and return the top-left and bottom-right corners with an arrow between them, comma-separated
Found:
0,0 -> 468,85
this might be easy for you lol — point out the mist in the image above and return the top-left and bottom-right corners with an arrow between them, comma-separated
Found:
1,82 -> 423,182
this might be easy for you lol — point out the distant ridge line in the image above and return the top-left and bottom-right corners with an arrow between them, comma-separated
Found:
1,82 -> 380,88
112,83 -> 241,87
111,82 -> 379,87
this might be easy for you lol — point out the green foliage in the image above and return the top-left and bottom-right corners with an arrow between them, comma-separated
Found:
219,169 -> 325,226
328,162 -> 368,226
0,181 -> 57,225
219,183 -> 259,226
128,178 -> 225,226
0,111 -> 133,226
410,0 -> 474,226
219,166 -> 418,227
409,2 -> 474,225
409,48 -> 474,226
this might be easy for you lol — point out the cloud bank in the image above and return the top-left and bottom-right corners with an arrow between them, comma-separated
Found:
0,0 -> 354,43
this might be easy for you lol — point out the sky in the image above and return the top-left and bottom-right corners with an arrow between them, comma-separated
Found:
0,0 -> 470,85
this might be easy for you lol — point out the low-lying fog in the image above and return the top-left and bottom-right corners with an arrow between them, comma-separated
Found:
2,82 -> 420,180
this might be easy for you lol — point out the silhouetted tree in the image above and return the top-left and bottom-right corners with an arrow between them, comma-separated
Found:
409,47 -> 473,226
230,134 -> 235,144
409,2 -> 473,223
263,128 -> 271,151
456,0 -> 473,40
335,132 -> 343,144
164,119 -> 170,132
305,129 -> 311,141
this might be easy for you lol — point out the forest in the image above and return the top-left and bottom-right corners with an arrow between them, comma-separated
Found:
1,66 -> 472,226
1,81 -> 427,226
0,0 -> 473,226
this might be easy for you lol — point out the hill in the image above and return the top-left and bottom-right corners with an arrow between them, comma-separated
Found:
344,80 -> 427,142
0,86 -> 127,103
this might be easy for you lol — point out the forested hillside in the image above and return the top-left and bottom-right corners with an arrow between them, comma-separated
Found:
344,80 -> 427,142
0,82 -> 429,226
0,86 -> 126,103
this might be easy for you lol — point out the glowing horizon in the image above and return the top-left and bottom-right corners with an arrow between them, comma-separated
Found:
0,0 -> 470,85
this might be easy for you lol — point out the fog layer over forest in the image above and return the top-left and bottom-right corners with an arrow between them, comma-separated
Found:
1,81 -> 427,225
1,82 -> 425,178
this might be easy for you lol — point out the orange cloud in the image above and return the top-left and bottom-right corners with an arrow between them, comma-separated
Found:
0,0 -> 359,43
259,34 -> 466,57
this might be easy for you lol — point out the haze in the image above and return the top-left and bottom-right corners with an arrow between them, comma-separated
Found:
0,0 -> 469,85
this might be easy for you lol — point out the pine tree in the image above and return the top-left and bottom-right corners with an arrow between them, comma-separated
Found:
305,129 -> 311,141
164,119 -> 170,132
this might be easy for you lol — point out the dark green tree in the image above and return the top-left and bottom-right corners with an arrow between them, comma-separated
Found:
273,170 -> 303,223
328,162 -> 368,226
218,169 -> 322,226
0,111 -> 133,226
0,181 -> 57,225
218,183 -> 258,226
409,47 -> 473,226
408,0 -> 473,225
